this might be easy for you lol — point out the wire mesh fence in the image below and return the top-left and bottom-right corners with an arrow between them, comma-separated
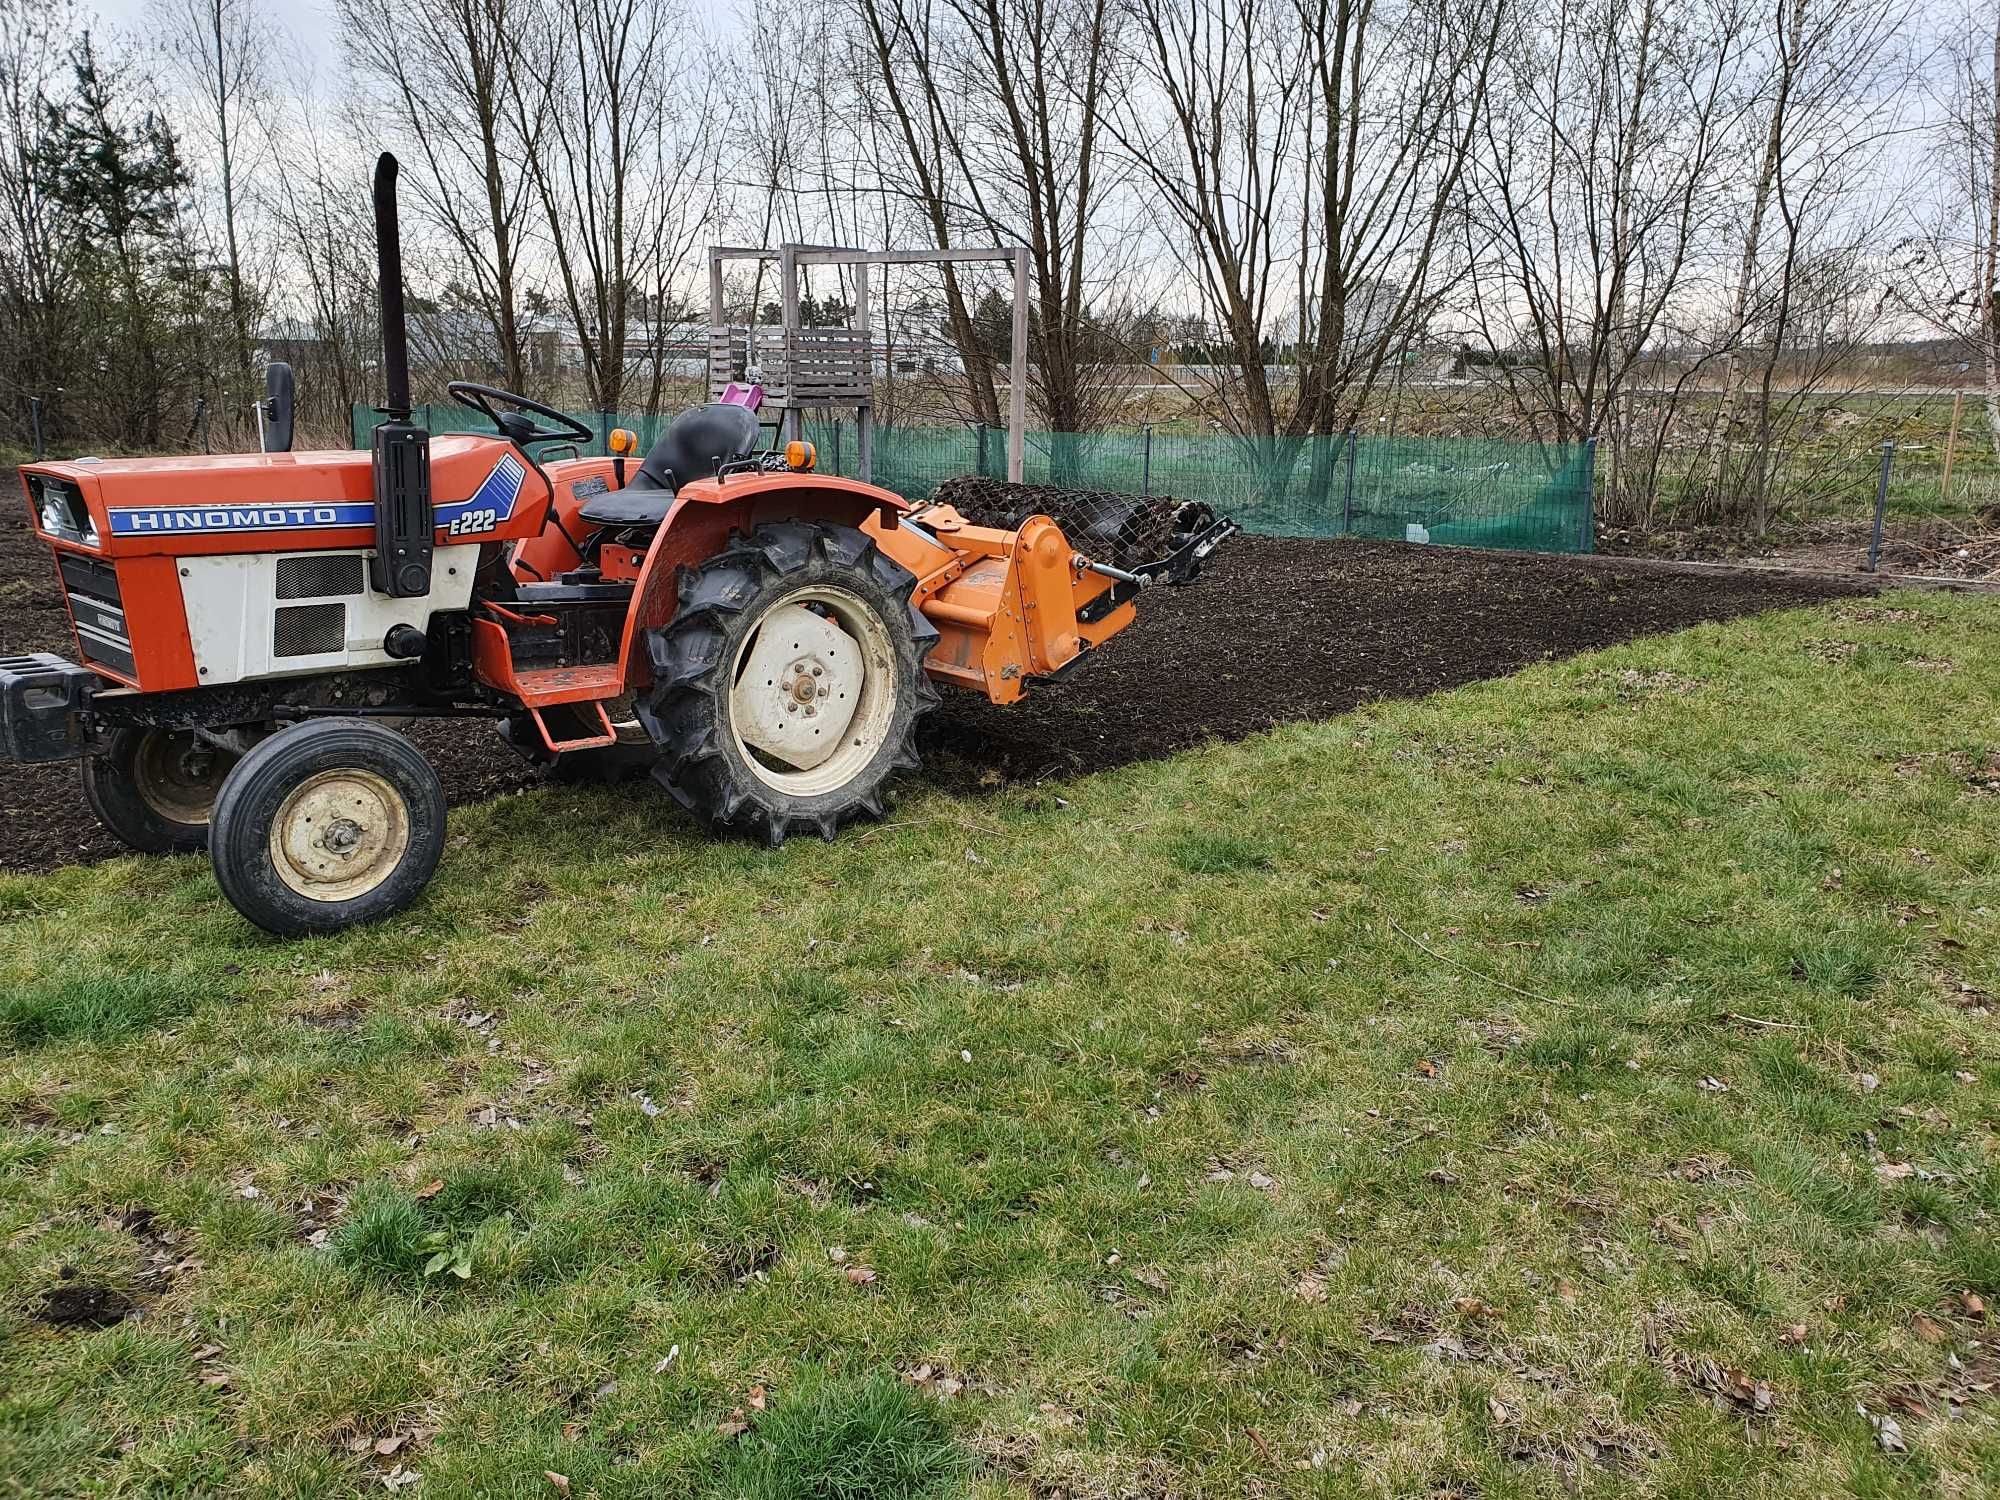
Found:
352,404 -> 1597,555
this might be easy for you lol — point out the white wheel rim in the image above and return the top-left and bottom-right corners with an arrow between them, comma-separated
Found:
728,584 -> 897,797
268,768 -> 412,902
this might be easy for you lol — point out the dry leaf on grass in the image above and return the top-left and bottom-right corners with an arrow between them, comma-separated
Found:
1694,1358 -> 1772,1414
844,1265 -> 878,1286
1859,1406 -> 1907,1454
543,1473 -> 569,1494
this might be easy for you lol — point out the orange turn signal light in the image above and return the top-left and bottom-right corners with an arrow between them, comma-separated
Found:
785,440 -> 816,471
608,427 -> 638,456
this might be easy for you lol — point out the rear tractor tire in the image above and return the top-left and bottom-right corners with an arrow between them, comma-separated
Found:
82,727 -> 237,854
209,719 -> 447,936
640,521 -> 939,845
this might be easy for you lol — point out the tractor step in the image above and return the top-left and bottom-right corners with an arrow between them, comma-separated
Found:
510,662 -> 625,707
527,698 -> 618,753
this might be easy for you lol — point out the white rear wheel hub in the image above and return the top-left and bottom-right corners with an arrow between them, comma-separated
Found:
729,585 -> 897,795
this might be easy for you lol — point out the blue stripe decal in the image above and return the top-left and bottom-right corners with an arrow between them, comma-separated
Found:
106,455 -> 531,537
109,503 -> 378,535
436,455 -> 527,529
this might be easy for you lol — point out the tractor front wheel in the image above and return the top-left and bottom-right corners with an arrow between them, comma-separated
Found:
640,521 -> 938,844
82,727 -> 236,854
209,719 -> 447,936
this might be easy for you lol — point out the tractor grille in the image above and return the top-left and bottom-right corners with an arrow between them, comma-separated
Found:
272,603 -> 346,657
58,554 -> 137,679
275,553 -> 365,600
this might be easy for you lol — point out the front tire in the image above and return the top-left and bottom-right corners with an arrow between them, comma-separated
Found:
639,521 -> 938,844
82,728 -> 235,853
209,720 -> 447,936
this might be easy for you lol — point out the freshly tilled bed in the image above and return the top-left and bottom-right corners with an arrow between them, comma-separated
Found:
0,517 -> 1872,875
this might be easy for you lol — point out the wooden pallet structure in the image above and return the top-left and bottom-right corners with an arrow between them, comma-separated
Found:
705,242 -> 1029,484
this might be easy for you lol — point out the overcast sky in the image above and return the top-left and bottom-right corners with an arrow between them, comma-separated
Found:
81,0 -> 741,84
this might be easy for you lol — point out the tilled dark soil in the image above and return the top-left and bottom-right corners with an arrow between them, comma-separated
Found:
0,518 -> 1872,875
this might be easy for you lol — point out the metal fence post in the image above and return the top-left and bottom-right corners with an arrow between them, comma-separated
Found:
976,423 -> 989,478
1581,437 -> 1599,554
832,419 -> 843,475
1866,440 -> 1894,573
1341,428 -> 1358,533
1142,425 -> 1153,497
28,396 -> 44,460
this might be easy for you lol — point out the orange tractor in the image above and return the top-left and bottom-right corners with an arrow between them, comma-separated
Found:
2,156 -> 1231,935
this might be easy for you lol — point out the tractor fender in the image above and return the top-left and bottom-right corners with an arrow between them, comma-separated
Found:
615,474 -> 908,688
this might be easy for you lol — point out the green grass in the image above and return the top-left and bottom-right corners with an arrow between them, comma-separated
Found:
3,592 -> 2000,1496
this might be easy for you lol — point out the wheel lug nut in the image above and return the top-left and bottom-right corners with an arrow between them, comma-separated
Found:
812,666 -> 823,677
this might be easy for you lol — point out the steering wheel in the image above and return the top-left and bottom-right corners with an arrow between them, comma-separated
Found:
446,381 -> 595,448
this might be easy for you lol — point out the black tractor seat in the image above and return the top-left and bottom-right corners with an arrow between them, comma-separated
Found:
577,402 -> 763,529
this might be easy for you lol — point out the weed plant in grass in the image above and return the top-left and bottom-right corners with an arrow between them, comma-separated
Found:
0,592 -> 1997,1496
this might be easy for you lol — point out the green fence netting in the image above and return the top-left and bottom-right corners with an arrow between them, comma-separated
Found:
353,405 -> 1595,555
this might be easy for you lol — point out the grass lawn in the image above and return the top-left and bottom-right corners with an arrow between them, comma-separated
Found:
3,592 -> 1998,1498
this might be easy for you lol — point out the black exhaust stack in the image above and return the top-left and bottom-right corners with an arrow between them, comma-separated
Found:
369,152 -> 432,598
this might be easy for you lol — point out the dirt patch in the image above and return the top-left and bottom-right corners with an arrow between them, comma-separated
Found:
915,536 -> 1873,787
0,517 -> 1871,876
34,1281 -> 134,1329
1602,514 -> 2000,582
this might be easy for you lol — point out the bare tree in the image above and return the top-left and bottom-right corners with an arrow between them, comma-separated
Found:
153,0 -> 271,397
850,0 -> 1137,444
1909,6 -> 2000,455
1462,0 -> 1756,526
335,0 -> 538,388
500,0 -> 717,415
0,0 -> 85,442
262,58 -> 379,432
1113,0 -> 1500,441
850,0 -> 1006,428
1702,0 -> 1914,526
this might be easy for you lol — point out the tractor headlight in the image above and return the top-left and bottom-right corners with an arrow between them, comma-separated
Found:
28,475 -> 97,547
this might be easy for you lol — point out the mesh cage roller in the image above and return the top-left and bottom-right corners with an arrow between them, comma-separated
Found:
929,477 -> 1198,570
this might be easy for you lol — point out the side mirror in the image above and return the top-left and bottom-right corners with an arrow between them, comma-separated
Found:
261,362 -> 295,453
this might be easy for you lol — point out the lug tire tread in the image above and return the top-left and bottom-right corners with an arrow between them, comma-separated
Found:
639,521 -> 937,846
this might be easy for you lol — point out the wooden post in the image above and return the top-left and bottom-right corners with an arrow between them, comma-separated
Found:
1941,390 -> 1965,505
778,245 -> 802,445
1008,247 -> 1028,483
854,259 -> 873,483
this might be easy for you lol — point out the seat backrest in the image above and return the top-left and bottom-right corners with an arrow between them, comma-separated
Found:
629,403 -> 764,492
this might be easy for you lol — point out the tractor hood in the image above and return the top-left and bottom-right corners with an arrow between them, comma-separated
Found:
33,435 -> 513,508
21,434 -> 548,560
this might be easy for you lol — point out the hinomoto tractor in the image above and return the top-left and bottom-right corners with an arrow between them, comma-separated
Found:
1,155 -> 1232,936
